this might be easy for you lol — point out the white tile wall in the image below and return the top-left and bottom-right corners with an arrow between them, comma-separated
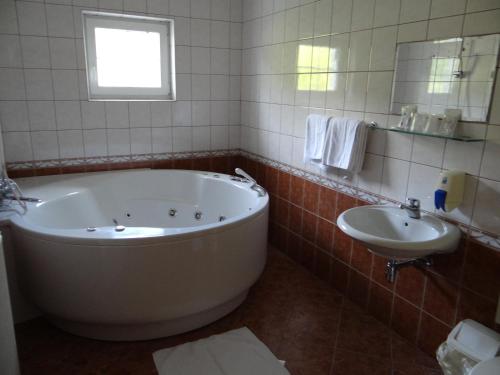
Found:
1,0 -> 500,239
240,0 -> 500,238
0,0 -> 243,163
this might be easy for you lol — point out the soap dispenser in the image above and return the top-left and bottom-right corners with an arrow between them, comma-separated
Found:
435,170 -> 465,212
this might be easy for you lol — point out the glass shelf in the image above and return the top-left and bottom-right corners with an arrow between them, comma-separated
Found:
374,127 -> 485,142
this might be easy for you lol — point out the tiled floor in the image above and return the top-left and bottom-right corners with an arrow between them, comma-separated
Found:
15,249 -> 442,374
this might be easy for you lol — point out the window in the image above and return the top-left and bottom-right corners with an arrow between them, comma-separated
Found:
82,11 -> 175,101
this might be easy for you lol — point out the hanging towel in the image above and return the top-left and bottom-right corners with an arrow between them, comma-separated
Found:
303,114 -> 331,164
321,118 -> 368,173
153,327 -> 290,375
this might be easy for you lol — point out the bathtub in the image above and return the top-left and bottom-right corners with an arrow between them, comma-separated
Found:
8,169 -> 268,341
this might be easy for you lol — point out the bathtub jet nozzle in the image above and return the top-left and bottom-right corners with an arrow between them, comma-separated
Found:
112,218 -> 126,232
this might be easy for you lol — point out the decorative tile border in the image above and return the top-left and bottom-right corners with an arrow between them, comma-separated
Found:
240,150 -> 500,252
5,149 -> 241,171
6,148 -> 500,251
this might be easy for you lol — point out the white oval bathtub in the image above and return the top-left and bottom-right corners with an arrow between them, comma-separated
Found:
9,169 -> 269,341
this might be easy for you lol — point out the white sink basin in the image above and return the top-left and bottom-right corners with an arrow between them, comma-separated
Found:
337,205 -> 461,260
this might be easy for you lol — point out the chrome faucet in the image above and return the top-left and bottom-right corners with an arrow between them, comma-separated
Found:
234,168 -> 267,197
400,197 -> 421,219
0,169 -> 40,209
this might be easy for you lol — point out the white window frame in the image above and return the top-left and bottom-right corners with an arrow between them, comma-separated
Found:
82,11 -> 176,101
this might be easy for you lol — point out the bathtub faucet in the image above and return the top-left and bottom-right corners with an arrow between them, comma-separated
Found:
234,168 -> 267,197
0,170 -> 40,209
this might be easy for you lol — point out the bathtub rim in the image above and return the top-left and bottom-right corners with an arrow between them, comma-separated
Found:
8,169 -> 269,245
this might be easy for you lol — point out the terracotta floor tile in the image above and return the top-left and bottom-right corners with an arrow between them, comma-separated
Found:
331,258 -> 350,294
16,248 -> 438,375
315,249 -> 332,282
392,334 -> 441,370
347,270 -> 370,308
336,303 -> 392,359
331,349 -> 392,375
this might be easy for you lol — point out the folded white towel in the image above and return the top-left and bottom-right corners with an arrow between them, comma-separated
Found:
153,327 -> 290,375
303,114 -> 331,164
321,118 -> 368,173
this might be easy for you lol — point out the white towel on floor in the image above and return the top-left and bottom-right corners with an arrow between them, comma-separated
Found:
303,114 -> 331,164
153,327 -> 290,375
321,118 -> 368,173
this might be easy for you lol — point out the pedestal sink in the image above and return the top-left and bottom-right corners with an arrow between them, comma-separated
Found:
337,205 -> 461,260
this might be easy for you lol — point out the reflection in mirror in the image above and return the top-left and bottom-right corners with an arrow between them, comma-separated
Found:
297,43 -> 333,91
296,38 -> 345,93
391,34 -> 500,122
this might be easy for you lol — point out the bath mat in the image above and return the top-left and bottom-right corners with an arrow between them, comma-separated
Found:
152,327 -> 289,375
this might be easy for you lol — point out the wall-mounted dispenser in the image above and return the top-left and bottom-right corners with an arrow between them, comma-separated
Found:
435,170 -> 466,212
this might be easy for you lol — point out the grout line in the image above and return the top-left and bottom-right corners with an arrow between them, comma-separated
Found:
328,284 -> 346,375
14,6 -> 35,163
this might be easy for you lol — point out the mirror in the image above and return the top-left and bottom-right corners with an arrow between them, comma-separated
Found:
391,34 -> 500,122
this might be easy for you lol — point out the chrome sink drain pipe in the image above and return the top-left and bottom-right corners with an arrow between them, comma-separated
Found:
385,256 -> 433,283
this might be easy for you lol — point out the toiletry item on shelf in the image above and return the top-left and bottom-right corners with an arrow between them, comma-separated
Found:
439,109 -> 461,137
411,113 -> 429,133
399,105 -> 417,129
435,170 -> 465,212
425,114 -> 443,135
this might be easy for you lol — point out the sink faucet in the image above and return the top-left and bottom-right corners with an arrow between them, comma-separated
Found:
400,198 -> 421,219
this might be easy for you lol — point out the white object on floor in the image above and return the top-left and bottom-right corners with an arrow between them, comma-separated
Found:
321,117 -> 368,173
437,319 -> 500,375
153,327 -> 290,375
470,357 -> 500,375
447,319 -> 500,362
303,114 -> 331,165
